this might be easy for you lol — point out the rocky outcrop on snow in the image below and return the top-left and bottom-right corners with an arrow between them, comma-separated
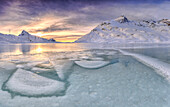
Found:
114,16 -> 129,23
159,19 -> 170,26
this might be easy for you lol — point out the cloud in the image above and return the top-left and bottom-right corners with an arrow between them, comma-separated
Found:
0,0 -> 170,42
42,34 -> 83,42
30,24 -> 71,33
44,35 -> 83,39
76,1 -> 170,21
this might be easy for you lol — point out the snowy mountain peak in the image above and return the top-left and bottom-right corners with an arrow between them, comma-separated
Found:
0,30 -> 57,43
114,16 -> 129,23
48,38 -> 56,42
75,17 -> 170,43
19,30 -> 30,36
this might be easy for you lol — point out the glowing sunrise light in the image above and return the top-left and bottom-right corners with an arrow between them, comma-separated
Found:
33,32 -> 46,37
36,47 -> 43,53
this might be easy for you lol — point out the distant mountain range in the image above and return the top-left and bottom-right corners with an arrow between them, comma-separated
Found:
0,30 -> 58,43
75,16 -> 170,43
1,16 -> 170,44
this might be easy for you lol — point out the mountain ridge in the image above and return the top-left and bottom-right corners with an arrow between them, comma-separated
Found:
75,16 -> 170,43
0,30 -> 58,43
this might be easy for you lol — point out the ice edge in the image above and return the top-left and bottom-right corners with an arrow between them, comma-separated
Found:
119,49 -> 170,82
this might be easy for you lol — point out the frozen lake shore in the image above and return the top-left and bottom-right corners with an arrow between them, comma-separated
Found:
0,43 -> 170,107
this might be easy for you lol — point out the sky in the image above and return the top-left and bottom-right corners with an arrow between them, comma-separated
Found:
0,0 -> 170,42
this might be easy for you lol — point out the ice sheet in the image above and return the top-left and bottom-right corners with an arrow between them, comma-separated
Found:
75,61 -> 110,69
31,67 -> 53,73
0,62 -> 16,70
50,60 -> 74,80
119,50 -> 170,81
16,61 -> 49,70
3,69 -> 66,97
0,44 -> 170,107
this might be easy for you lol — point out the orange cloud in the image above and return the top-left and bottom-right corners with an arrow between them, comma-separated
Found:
0,2 -> 96,42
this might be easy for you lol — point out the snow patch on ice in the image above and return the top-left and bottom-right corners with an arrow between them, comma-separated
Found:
3,69 -> 66,97
75,61 -> 110,69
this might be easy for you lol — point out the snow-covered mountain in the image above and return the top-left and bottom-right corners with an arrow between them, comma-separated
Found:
75,16 -> 170,43
0,30 -> 57,43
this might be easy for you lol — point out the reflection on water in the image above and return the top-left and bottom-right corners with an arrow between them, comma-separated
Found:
2,43 -> 169,62
1,43 -> 170,56
0,43 -> 87,56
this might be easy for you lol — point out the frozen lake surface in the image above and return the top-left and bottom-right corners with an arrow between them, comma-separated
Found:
0,43 -> 170,107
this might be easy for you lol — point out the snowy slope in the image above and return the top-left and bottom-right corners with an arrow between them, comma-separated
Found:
0,30 -> 56,43
75,16 -> 170,43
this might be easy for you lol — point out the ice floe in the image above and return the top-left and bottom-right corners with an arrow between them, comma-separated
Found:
16,61 -> 49,70
0,62 -> 16,70
35,63 -> 53,69
119,50 -> 170,81
50,60 -> 74,80
75,61 -> 110,69
3,69 -> 66,97
26,61 -> 47,68
31,67 -> 53,73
